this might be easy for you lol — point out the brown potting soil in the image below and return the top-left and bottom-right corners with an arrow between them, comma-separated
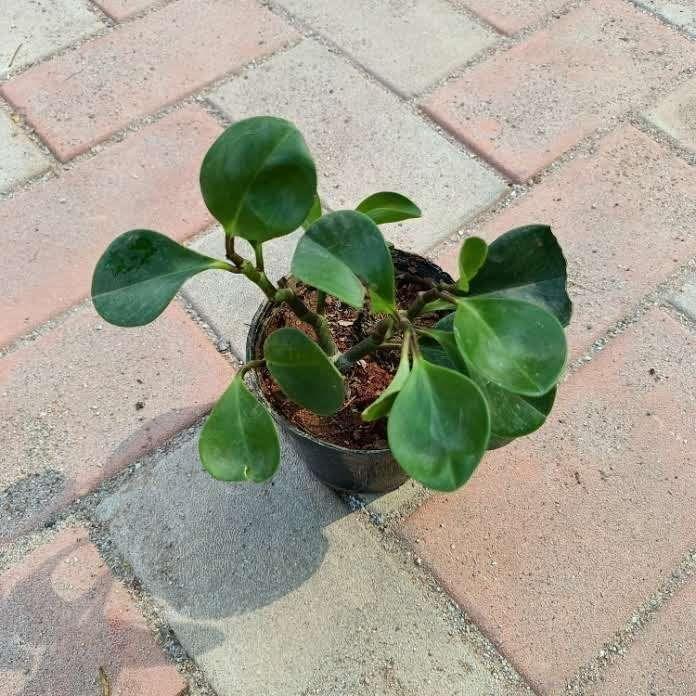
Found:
258,275 -> 440,450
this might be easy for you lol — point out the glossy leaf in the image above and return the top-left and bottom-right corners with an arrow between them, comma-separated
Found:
361,341 -> 411,422
302,194 -> 322,229
388,359 -> 490,491
418,328 -> 467,373
92,229 -> 230,327
454,297 -> 567,397
356,191 -> 421,225
469,370 -> 556,439
468,224 -> 572,326
457,236 -> 488,292
199,375 -> 280,482
264,328 -> 345,415
421,298 -> 456,314
291,210 -> 395,312
200,116 -> 317,242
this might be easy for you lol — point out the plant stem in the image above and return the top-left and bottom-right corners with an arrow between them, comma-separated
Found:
334,317 -> 394,374
406,288 -> 443,320
239,359 -> 265,378
316,290 -> 326,315
223,235 -> 336,355
252,241 -> 265,272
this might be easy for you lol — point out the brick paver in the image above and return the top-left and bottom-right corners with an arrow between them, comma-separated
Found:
95,434 -> 526,696
92,0 -> 160,21
435,126 -> 696,356
646,75 -> 696,153
274,0 -> 495,96
0,0 -> 103,77
423,0 -> 694,182
0,527 -> 187,696
589,578 -> 696,696
0,303 -> 232,542
0,109 -> 49,193
0,106 -> 218,346
637,0 -> 696,35
458,0 -> 568,35
399,309 -> 696,693
210,40 -> 506,253
670,275 -> 696,320
1,0 -> 296,161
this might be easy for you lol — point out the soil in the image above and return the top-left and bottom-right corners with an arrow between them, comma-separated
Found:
258,268 -> 443,450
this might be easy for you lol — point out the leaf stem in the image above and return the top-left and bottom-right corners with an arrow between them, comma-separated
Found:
316,290 -> 326,315
223,234 -> 336,356
334,317 -> 394,374
252,241 -> 265,272
406,288 -> 442,320
239,359 -> 265,379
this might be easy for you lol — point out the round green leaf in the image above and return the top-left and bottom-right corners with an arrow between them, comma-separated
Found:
457,236 -> 488,291
387,359 -> 490,491
291,210 -> 395,312
467,224 -> 572,326
469,370 -> 556,439
264,328 -> 345,415
356,191 -> 421,225
200,116 -> 317,242
361,342 -> 411,422
92,229 -> 230,327
199,375 -> 280,482
454,297 -> 567,397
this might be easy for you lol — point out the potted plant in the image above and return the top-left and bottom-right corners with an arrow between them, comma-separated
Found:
91,116 -> 571,494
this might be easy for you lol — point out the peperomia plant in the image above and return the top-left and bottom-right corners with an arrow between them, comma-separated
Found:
91,116 -> 571,492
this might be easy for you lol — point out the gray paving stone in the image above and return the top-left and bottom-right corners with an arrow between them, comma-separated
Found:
636,0 -> 696,35
669,276 -> 696,320
209,41 -> 506,254
646,75 -> 696,153
97,433 -> 523,696
183,228 -> 300,358
274,0 -> 495,96
0,109 -> 49,192
0,0 -> 104,77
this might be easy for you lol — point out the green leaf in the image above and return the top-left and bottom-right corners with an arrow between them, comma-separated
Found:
454,297 -> 567,397
200,116 -> 317,242
468,224 -> 572,326
302,194 -> 322,229
199,375 -> 280,482
92,229 -> 230,327
264,328 -> 345,415
457,236 -> 488,292
421,298 -> 456,314
469,370 -> 556,439
356,191 -> 421,225
418,328 -> 467,373
291,210 -> 396,312
387,359 -> 490,491
361,342 -> 411,422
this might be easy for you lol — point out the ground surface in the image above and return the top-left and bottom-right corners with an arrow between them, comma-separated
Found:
1,1 -> 695,695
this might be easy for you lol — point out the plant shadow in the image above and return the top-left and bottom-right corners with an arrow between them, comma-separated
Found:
96,430 -> 348,620
0,527 -> 208,695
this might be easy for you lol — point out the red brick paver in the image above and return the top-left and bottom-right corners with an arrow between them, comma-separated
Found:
399,310 -> 696,693
435,126 -> 696,356
0,527 -> 187,696
92,0 -> 159,21
459,0 -> 567,35
1,0 -> 296,161
589,578 -> 696,695
0,303 -> 233,543
0,106 -> 219,347
423,0 -> 694,182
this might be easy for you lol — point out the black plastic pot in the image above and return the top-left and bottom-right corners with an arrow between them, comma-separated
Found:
246,248 -> 454,494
